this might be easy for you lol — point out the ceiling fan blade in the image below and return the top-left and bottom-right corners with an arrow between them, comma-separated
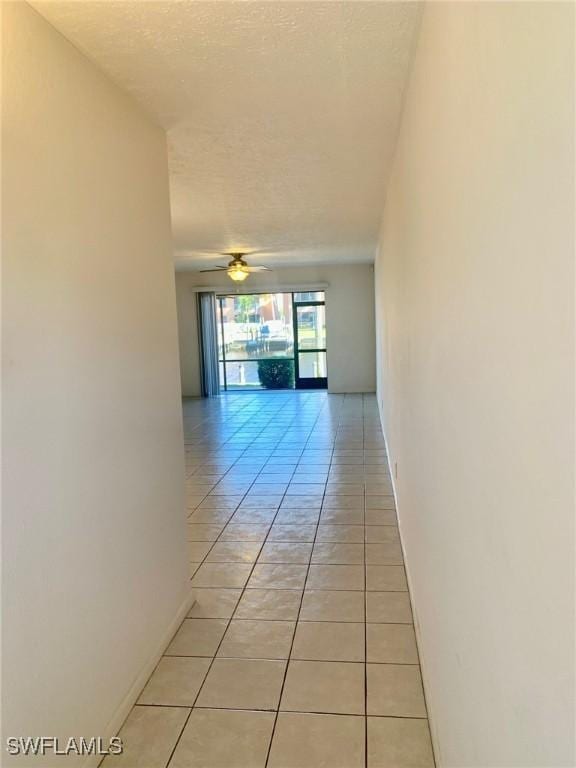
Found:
199,266 -> 227,273
246,266 -> 272,272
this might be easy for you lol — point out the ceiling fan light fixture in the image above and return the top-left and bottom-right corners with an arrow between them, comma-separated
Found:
227,263 -> 250,282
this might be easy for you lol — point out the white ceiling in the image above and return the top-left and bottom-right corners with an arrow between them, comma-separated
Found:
33,1 -> 420,270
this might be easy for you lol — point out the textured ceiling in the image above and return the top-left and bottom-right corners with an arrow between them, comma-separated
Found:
32,1 -> 420,270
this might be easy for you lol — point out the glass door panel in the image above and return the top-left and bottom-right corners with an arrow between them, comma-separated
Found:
296,305 -> 326,350
298,351 -> 327,378
217,293 -> 295,390
216,292 -> 326,391
293,297 -> 327,389
293,291 -> 325,302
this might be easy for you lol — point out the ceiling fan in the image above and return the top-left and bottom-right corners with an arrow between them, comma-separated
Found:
199,252 -> 272,282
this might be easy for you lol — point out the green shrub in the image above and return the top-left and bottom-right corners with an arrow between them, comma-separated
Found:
257,359 -> 295,389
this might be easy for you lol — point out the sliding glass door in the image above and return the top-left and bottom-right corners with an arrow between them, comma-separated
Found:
292,292 -> 327,389
216,291 -> 326,391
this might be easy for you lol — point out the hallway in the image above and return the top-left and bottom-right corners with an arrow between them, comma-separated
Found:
105,392 -> 434,767
4,3 -> 574,765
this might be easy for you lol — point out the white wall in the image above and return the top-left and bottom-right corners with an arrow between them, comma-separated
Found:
2,4 -> 189,763
176,263 -> 376,395
375,3 -> 575,767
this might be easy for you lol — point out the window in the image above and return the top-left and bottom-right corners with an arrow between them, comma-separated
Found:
216,291 -> 327,390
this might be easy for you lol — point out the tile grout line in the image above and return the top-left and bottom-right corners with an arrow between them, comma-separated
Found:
263,392 -> 339,767
137,702 -> 427,720
164,404 -> 297,767
192,394 -> 320,763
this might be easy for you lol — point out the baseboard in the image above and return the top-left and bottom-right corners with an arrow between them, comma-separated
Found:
376,399 -> 441,767
85,589 -> 196,768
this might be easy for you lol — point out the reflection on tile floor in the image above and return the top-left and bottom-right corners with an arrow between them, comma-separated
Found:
103,392 -> 435,767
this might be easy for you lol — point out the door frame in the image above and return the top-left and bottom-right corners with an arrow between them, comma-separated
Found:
216,291 -> 328,391
292,296 -> 328,390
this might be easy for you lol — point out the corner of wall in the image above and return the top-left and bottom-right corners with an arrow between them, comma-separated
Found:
83,591 -> 197,768
376,381 -> 442,767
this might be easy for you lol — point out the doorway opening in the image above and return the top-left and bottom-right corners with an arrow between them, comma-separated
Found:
216,291 -> 327,390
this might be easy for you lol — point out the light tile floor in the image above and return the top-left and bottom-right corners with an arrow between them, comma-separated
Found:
103,392 -> 435,768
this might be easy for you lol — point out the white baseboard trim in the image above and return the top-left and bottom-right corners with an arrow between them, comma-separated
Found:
86,589 -> 196,768
376,399 -> 441,767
